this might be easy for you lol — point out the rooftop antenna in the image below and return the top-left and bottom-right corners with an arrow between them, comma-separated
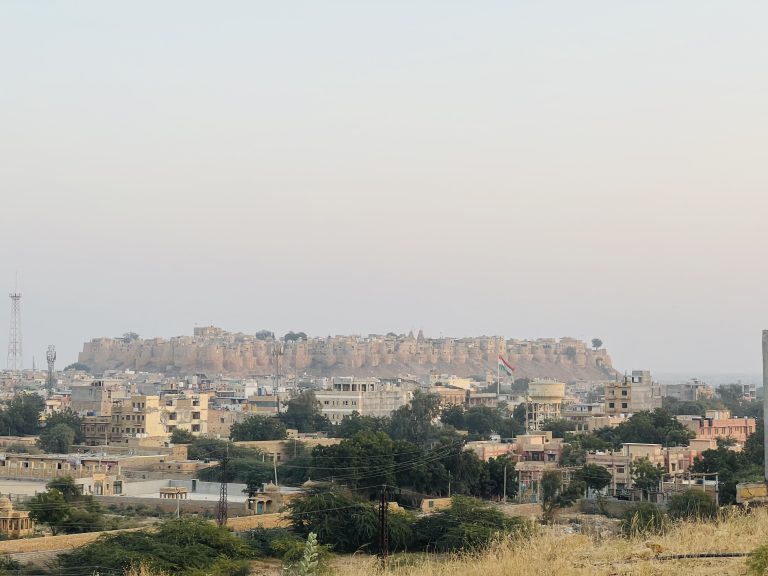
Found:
7,275 -> 22,371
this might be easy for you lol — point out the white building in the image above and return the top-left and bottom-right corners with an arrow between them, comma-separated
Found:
316,377 -> 417,424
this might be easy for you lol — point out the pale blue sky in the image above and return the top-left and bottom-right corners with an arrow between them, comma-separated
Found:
1,2 -> 766,374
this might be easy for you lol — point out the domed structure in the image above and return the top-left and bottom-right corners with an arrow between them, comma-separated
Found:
0,496 -> 33,538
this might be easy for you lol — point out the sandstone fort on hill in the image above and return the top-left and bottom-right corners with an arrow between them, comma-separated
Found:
78,327 -> 616,381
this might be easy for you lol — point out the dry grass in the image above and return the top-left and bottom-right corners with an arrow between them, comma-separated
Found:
333,508 -> 768,576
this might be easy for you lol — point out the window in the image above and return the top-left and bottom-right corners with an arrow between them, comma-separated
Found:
608,403 -> 615,409
621,390 -> 628,396
621,403 -> 628,409
617,466 -> 625,474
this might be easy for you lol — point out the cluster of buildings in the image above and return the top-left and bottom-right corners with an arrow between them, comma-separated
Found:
0,354 -> 756,539
458,370 -> 757,503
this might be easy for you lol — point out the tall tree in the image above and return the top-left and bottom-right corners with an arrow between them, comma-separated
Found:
279,391 -> 331,433
230,415 -> 287,441
631,458 -> 664,499
38,423 -> 76,453
389,391 -> 441,444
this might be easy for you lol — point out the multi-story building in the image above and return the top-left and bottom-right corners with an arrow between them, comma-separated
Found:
586,443 -> 665,494
110,395 -> 165,443
71,379 -> 123,416
430,385 -> 467,407
604,370 -> 662,416
676,410 -> 756,444
525,380 -> 566,430
207,409 -> 249,439
316,377 -> 417,424
661,379 -> 715,402
161,393 -> 209,436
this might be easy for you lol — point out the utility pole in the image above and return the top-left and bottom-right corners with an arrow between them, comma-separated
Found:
447,470 -> 451,498
378,485 -> 389,567
216,443 -> 229,527
763,330 -> 768,482
503,464 -> 507,503
273,452 -> 278,488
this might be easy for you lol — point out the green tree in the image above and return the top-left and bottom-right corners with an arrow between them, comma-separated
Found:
333,412 -> 389,439
284,332 -> 308,342
388,391 -> 441,445
29,477 -> 105,535
541,419 -> 576,439
0,394 -> 45,436
591,338 -> 603,350
28,489 -> 69,535
412,496 -> 531,552
575,464 -> 612,495
440,405 -> 465,429
540,471 -> 584,523
482,455 -> 516,500
463,406 -> 504,436
310,431 -> 397,494
287,489 -> 379,553
170,428 -> 195,444
280,392 -> 331,433
560,433 -> 612,467
46,476 -> 82,502
37,423 -> 76,453
631,458 -> 664,499
230,415 -> 288,441
43,409 -> 85,444
56,518 -> 252,575
596,409 -> 695,447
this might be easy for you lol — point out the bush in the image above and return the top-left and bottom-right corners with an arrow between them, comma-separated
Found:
413,496 -> 531,552
749,543 -> 768,575
56,518 -> 252,575
667,490 -> 718,521
620,503 -> 669,537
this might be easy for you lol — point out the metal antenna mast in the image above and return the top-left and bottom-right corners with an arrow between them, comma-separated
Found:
7,284 -> 22,371
46,346 -> 56,394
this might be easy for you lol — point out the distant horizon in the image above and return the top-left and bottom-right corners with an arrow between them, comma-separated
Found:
2,1 -> 766,377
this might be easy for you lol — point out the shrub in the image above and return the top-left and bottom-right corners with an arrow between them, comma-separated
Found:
749,543 -> 768,575
667,490 -> 718,521
413,496 -> 531,552
620,503 -> 669,537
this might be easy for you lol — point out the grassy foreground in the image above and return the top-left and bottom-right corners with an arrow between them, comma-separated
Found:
332,509 -> 768,576
121,509 -> 768,575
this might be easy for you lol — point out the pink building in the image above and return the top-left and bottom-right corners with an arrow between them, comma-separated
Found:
677,410 -> 756,444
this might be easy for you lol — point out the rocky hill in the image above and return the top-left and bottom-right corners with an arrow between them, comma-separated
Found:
78,327 -> 617,381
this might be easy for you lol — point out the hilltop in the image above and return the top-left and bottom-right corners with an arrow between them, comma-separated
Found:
78,327 -> 616,381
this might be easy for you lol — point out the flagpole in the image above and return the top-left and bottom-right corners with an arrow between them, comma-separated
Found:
497,355 -> 501,397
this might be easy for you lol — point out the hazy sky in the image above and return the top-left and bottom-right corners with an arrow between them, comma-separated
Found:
1,2 -> 766,375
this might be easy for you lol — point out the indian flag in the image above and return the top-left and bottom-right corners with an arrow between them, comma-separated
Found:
498,355 -> 515,376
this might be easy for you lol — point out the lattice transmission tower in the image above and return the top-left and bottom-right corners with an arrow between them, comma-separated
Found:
7,290 -> 22,371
